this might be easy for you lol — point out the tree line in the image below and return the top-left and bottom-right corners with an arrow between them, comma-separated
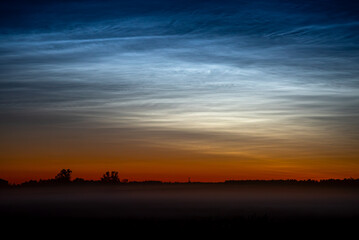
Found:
0,169 -> 131,187
1,169 -> 359,187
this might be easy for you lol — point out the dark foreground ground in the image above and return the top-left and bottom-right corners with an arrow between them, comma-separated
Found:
1,183 -> 359,233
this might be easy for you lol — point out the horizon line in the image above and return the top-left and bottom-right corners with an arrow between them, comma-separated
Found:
3,177 -> 359,186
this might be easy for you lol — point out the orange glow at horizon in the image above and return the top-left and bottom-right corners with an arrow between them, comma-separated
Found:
1,123 -> 359,184
2,150 -> 359,184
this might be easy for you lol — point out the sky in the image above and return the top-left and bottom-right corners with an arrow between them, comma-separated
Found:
1,0 -> 359,183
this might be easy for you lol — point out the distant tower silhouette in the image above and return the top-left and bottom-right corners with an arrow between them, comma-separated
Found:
188,177 -> 191,183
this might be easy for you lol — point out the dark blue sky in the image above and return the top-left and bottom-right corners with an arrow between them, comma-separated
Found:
1,0 -> 359,181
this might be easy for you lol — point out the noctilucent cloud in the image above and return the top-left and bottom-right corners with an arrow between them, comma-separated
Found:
1,0 -> 359,182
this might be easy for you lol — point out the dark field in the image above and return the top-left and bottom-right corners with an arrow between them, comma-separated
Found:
1,183 -> 359,232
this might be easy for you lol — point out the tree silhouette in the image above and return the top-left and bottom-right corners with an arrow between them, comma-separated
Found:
0,178 -> 9,188
55,169 -> 72,183
101,171 -> 120,184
